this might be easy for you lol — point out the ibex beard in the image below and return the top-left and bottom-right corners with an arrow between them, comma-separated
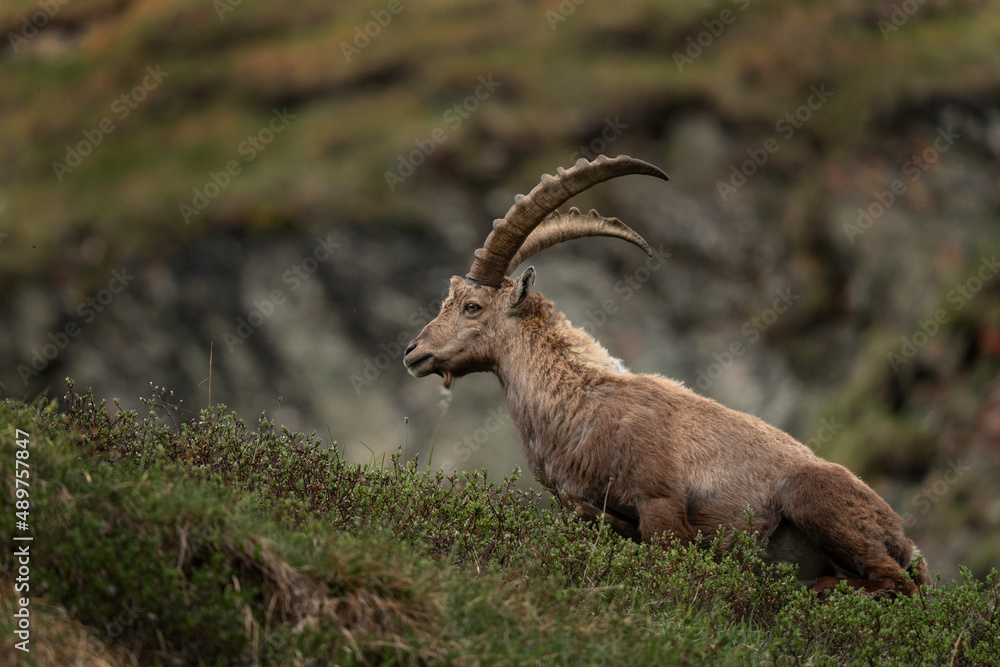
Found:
404,155 -> 930,597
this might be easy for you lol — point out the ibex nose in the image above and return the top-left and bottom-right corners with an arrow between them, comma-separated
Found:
402,338 -> 429,373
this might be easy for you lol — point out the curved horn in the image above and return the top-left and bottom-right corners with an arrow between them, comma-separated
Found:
466,154 -> 669,287
505,207 -> 652,276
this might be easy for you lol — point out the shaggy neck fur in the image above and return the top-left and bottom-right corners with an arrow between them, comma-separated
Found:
494,293 -> 628,473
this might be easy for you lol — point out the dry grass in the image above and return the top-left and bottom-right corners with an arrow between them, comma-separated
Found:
1,582 -> 139,667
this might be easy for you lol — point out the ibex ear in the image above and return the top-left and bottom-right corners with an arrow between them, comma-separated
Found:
510,266 -> 535,309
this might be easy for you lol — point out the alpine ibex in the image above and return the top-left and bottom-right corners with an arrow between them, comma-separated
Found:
403,155 -> 930,596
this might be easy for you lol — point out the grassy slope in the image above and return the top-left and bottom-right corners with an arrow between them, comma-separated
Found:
1,387 -> 999,665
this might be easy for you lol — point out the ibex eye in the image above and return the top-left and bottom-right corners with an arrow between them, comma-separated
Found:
465,302 -> 481,314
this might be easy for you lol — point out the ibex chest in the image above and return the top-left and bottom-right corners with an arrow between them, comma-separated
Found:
516,418 -> 621,499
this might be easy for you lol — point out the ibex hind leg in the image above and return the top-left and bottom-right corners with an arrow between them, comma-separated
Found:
775,463 -> 927,597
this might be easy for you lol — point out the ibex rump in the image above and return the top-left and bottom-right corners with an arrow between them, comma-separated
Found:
404,155 -> 930,596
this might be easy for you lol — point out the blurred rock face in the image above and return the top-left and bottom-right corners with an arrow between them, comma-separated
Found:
2,111 -> 995,437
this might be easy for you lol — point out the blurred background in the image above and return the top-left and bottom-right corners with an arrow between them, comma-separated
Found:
1,0 -> 998,581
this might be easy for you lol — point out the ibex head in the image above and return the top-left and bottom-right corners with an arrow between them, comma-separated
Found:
404,155 -> 669,387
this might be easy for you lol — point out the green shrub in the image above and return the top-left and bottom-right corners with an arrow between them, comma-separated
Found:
1,384 -> 998,665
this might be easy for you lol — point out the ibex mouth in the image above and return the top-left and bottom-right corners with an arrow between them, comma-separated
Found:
404,351 -> 454,388
403,350 -> 435,378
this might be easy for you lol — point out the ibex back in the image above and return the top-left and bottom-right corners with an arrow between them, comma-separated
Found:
403,155 -> 930,596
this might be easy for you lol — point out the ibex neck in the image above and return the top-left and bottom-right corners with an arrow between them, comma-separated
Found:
494,307 -> 628,470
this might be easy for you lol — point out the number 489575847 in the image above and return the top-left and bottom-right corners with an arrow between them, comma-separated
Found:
14,429 -> 30,519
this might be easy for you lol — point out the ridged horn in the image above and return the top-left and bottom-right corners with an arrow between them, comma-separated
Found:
466,154 -> 669,287
505,207 -> 652,276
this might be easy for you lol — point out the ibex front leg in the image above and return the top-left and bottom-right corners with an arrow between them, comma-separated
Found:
638,496 -> 697,545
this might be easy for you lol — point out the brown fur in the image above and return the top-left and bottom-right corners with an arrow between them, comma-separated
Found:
404,273 -> 931,596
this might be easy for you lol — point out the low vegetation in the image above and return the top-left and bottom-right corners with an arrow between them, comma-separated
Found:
1,383 -> 998,665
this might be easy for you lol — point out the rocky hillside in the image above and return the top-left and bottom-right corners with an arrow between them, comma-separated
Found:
1,0 -> 999,579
